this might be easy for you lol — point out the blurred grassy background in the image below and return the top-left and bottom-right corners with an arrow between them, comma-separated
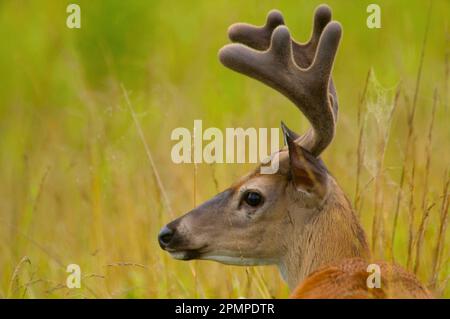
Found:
0,0 -> 448,298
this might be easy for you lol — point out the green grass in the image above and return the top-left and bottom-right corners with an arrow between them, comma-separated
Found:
0,0 -> 448,298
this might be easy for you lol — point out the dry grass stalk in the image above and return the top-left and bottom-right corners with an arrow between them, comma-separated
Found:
354,69 -> 371,216
31,166 -> 50,219
106,262 -> 147,269
252,268 -> 272,298
413,88 -> 438,274
121,84 -> 173,217
429,170 -> 450,289
406,142 -> 417,270
445,33 -> 449,111
7,256 -> 31,298
191,122 -> 200,298
391,1 -> 432,259
122,84 -> 175,298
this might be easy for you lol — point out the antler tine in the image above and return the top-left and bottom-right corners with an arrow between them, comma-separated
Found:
228,10 -> 285,51
292,5 -> 332,67
219,11 -> 342,156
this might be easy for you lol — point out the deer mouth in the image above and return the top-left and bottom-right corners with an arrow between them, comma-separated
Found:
165,246 -> 208,261
158,225 -> 209,260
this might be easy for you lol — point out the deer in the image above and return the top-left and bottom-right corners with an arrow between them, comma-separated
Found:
158,5 -> 432,299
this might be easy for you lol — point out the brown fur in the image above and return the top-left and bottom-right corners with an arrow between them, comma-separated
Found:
291,258 -> 432,299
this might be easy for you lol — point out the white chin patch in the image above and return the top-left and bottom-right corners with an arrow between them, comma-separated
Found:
201,255 -> 275,266
170,251 -> 188,260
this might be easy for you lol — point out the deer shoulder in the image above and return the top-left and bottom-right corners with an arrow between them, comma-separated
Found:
291,258 -> 432,299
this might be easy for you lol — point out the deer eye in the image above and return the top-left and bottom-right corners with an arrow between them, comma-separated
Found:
242,191 -> 264,207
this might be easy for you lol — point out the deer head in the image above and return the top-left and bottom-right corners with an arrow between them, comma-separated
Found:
158,5 -> 369,290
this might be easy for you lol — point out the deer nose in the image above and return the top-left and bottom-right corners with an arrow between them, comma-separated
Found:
158,226 -> 175,248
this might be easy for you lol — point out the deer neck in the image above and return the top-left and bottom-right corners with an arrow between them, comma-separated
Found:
278,182 -> 370,290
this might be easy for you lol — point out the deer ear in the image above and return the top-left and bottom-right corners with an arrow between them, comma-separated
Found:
282,125 -> 328,198
281,121 -> 300,143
